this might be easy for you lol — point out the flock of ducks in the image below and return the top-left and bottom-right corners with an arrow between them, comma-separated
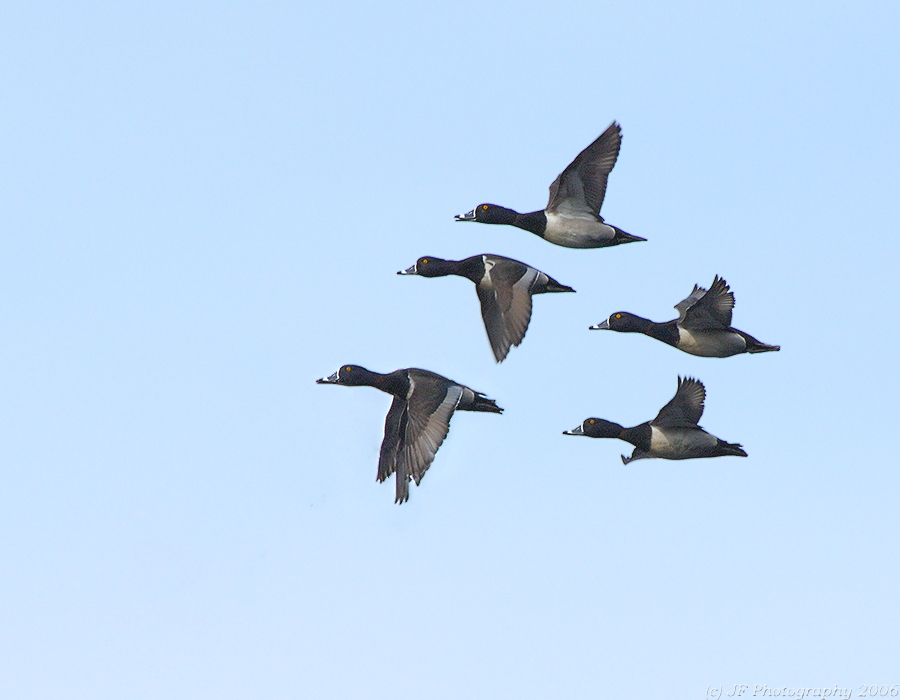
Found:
318,122 -> 780,503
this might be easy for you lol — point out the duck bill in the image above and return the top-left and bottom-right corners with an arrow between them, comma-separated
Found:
397,264 -> 418,275
589,319 -> 610,330
454,209 -> 476,222
316,371 -> 340,384
562,425 -> 585,436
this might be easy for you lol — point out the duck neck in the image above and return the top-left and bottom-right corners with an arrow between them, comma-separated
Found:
365,369 -> 410,397
647,321 -> 680,347
513,210 -> 547,236
625,316 -> 679,348
620,423 -> 652,451
453,256 -> 487,284
424,258 -> 470,281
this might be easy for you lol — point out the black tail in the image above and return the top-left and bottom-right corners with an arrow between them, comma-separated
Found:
536,274 -> 575,294
468,392 -> 504,414
739,330 -> 780,353
612,226 -> 647,245
716,439 -> 748,458
544,276 -> 575,294
746,340 -> 780,353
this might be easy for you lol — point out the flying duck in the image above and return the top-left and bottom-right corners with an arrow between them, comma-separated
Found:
590,276 -> 780,357
563,376 -> 747,463
399,254 -> 574,362
316,365 -> 502,503
454,122 -> 644,249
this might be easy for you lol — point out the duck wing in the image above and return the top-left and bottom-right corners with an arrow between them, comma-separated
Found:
676,276 -> 735,330
377,396 -> 406,484
393,372 -> 464,501
674,284 -> 707,321
546,121 -> 622,218
653,376 -> 706,428
476,258 -> 537,362
621,448 -> 653,465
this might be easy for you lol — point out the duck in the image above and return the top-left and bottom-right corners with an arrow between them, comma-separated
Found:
399,254 -> 574,362
590,275 -> 780,357
316,365 -> 502,503
563,376 -> 747,463
454,122 -> 645,249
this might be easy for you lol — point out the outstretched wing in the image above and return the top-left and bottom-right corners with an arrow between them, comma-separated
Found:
476,258 -> 538,362
653,376 -> 706,428
674,284 -> 707,322
547,122 -> 622,217
377,396 -> 407,483
676,276 -> 735,330
395,375 -> 464,500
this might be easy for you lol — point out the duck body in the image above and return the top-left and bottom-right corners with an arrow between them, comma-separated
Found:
563,377 -> 747,464
544,211 -> 639,249
317,365 -> 502,503
675,327 -> 757,357
455,122 -> 645,249
591,276 -> 780,357
399,254 -> 574,362
645,424 -> 721,460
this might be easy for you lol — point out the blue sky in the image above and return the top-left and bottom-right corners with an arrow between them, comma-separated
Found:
2,2 -> 898,698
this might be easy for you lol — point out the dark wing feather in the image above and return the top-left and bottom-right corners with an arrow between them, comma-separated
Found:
397,373 -> 464,491
394,460 -> 410,504
477,284 -> 512,363
546,122 -> 622,217
653,376 -> 706,428
674,284 -> 707,322
679,276 -> 735,330
378,396 -> 406,483
476,257 -> 535,363
487,259 -> 536,361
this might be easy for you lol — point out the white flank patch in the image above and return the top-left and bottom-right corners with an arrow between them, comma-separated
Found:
677,328 -> 745,357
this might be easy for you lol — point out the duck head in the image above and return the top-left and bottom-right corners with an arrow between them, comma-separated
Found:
455,204 -> 518,225
590,312 -> 647,333
397,256 -> 452,277
316,365 -> 375,386
563,418 -> 625,438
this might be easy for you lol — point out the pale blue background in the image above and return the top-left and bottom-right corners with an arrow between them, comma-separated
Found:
2,2 -> 898,698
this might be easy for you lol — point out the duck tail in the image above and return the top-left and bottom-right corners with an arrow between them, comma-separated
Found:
534,272 -> 575,294
746,340 -> 780,353
545,281 -> 575,293
469,392 -> 504,414
716,439 -> 748,458
739,331 -> 780,353
612,227 -> 647,245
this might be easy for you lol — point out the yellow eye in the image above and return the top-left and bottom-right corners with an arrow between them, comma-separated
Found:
422,259 -> 428,264
482,204 -> 488,210
615,314 -> 621,319
345,366 -> 352,372
589,419 -> 595,424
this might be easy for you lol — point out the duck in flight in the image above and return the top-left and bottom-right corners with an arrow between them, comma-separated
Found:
399,254 -> 574,362
590,275 -> 780,357
563,376 -> 747,464
454,122 -> 644,249
317,365 -> 502,503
